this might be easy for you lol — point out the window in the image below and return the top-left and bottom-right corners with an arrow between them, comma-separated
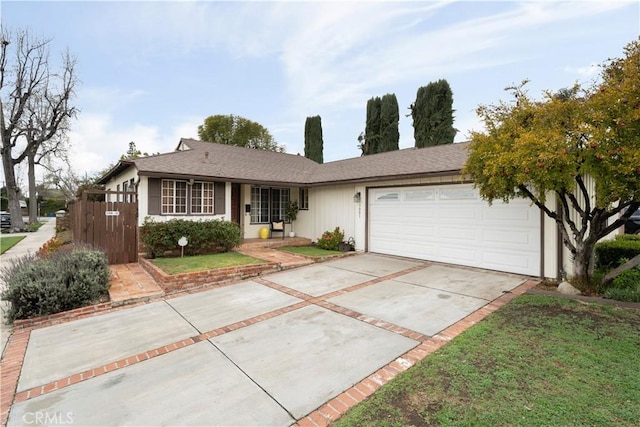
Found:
299,188 -> 309,210
250,187 -> 290,223
439,188 -> 477,200
191,182 -> 214,214
251,187 -> 270,223
272,188 -> 290,222
376,192 -> 400,201
405,190 -> 434,201
162,180 -> 187,214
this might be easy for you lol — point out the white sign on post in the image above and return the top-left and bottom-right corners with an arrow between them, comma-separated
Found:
178,236 -> 188,258
105,211 -> 120,216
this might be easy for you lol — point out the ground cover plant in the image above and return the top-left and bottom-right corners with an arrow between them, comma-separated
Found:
0,235 -> 25,254
150,252 -> 264,275
278,246 -> 341,257
334,295 -> 640,426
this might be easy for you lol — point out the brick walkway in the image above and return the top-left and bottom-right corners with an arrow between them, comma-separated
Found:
237,247 -> 314,268
108,263 -> 165,303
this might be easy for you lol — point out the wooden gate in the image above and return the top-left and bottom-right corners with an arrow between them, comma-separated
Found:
71,190 -> 138,264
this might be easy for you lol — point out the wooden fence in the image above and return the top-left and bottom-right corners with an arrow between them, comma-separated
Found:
71,190 -> 138,264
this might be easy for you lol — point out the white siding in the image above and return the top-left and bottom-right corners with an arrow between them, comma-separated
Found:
104,168 -> 138,203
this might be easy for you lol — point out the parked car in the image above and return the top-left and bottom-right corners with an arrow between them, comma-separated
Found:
0,211 -> 10,229
625,208 -> 640,234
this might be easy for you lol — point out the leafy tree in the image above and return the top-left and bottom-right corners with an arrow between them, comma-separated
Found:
360,96 -> 382,155
304,115 -> 323,163
120,141 -> 157,160
410,79 -> 456,148
380,93 -> 400,152
463,40 -> 640,283
1,28 -> 77,229
197,114 -> 285,152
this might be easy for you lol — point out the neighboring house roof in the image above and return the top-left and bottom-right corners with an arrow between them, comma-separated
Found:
98,138 -> 470,186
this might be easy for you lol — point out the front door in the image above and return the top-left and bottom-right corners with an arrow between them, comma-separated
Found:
231,183 -> 241,224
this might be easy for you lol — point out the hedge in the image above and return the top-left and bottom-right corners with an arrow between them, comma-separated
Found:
595,235 -> 640,269
140,217 -> 241,258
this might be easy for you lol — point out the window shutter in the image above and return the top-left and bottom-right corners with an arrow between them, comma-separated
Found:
148,178 -> 161,215
214,182 -> 225,215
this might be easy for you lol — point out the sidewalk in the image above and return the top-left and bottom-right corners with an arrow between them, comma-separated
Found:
0,218 -> 57,358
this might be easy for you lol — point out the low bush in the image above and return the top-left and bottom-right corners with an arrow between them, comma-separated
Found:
604,267 -> 640,302
317,227 -> 344,251
595,236 -> 640,269
0,248 -> 110,322
37,237 -> 65,256
616,233 -> 640,241
140,217 -> 241,258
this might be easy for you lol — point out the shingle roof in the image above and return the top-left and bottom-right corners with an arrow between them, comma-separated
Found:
98,138 -> 470,186
309,142 -> 469,184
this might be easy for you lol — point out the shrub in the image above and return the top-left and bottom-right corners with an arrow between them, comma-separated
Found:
37,237 -> 64,256
616,233 -> 640,241
140,217 -> 241,257
317,227 -> 345,251
0,248 -> 110,322
604,267 -> 640,302
595,237 -> 640,269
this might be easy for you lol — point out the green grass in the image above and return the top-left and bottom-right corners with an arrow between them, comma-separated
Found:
0,235 -> 26,254
334,295 -> 640,427
278,246 -> 341,257
150,252 -> 264,275
26,221 -> 44,232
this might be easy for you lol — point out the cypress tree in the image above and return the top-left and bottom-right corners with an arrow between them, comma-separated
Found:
410,79 -> 457,148
304,115 -> 324,163
380,93 -> 399,152
364,96 -> 382,155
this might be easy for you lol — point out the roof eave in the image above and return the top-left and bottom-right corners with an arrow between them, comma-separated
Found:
96,160 -> 136,185
306,169 -> 464,187
138,171 -> 309,187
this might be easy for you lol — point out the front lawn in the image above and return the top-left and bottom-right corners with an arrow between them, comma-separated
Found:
149,252 -> 265,275
334,295 -> 640,426
0,236 -> 25,254
278,245 -> 341,257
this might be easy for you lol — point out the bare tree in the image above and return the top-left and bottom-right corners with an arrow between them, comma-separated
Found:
1,27 -> 77,230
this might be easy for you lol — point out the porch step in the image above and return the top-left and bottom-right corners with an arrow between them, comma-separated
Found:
239,237 -> 312,250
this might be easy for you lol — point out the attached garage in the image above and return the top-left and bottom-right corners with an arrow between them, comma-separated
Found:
368,184 -> 541,276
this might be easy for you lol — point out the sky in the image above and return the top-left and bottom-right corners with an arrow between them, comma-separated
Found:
1,0 -> 639,185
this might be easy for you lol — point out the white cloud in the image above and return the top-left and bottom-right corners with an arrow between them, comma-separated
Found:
563,63 -> 600,77
67,113 -> 202,176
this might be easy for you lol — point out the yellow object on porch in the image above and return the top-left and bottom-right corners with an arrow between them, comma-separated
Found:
259,227 -> 269,239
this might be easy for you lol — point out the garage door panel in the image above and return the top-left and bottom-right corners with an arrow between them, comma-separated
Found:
438,245 -> 478,263
437,226 -> 481,241
481,250 -> 538,275
481,205 -> 535,222
481,229 -> 537,248
436,208 -> 478,220
369,184 -> 540,276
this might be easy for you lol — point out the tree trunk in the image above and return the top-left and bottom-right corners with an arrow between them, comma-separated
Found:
1,141 -> 27,231
572,239 -> 597,283
27,148 -> 38,223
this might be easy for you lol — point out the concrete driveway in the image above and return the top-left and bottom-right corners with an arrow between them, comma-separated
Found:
5,254 -> 530,426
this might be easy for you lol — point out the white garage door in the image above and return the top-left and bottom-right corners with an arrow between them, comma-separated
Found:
368,184 -> 540,276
